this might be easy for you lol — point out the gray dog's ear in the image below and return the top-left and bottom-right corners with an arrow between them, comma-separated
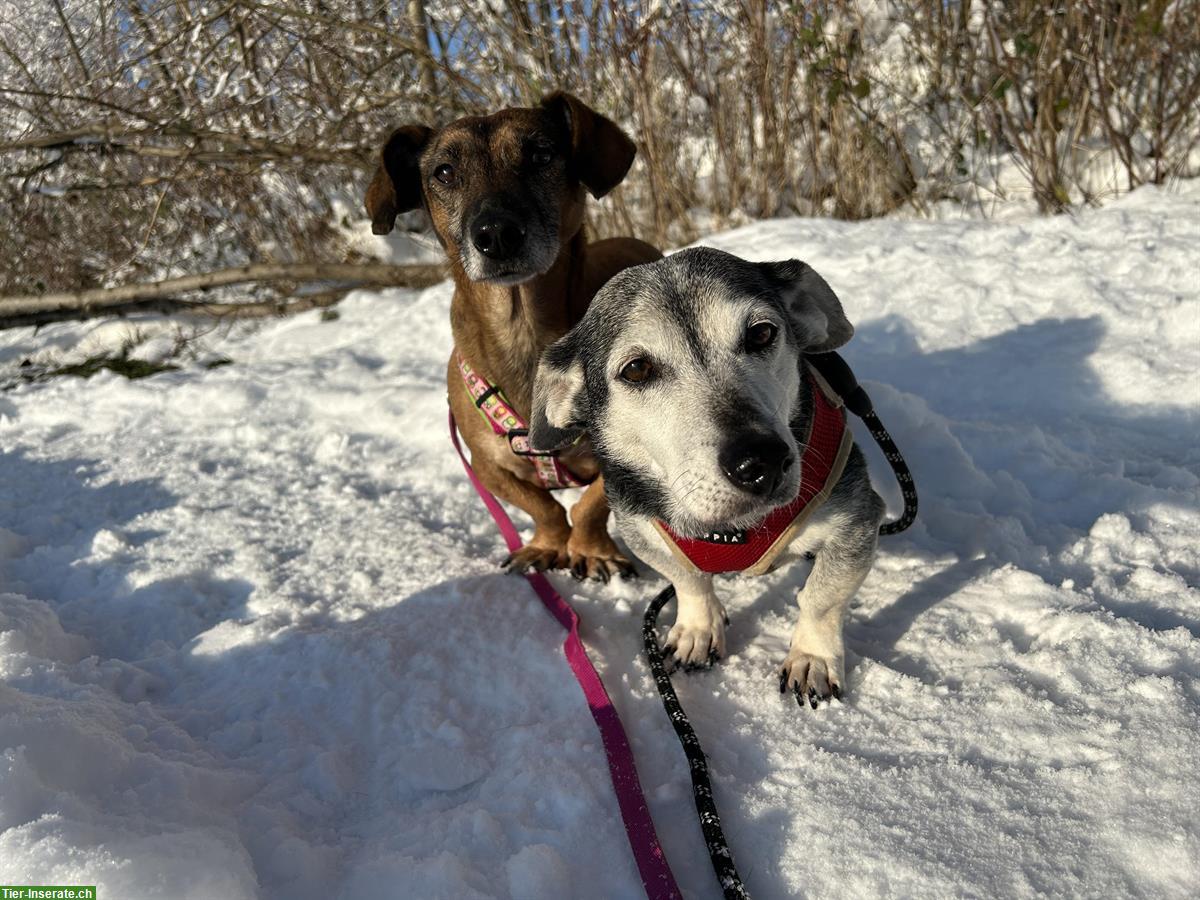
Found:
760,259 -> 854,353
541,92 -> 636,199
365,124 -> 433,235
529,336 -> 589,453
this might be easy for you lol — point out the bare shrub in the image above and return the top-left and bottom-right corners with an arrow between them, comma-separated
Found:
2,1 -> 1197,299
889,0 -> 1200,212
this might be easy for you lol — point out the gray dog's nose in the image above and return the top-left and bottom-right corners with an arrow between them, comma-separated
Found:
720,434 -> 792,496
471,213 -> 526,260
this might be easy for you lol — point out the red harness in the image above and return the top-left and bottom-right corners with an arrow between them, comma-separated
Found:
653,366 -> 852,575
457,351 -> 594,491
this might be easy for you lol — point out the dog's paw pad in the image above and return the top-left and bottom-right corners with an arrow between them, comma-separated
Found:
779,651 -> 843,708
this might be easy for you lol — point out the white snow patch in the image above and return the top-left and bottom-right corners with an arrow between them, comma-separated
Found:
0,180 -> 1197,897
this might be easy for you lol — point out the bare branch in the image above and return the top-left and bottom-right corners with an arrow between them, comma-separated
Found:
0,262 -> 446,325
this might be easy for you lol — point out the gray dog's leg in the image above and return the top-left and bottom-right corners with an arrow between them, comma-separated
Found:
781,526 -> 877,705
665,569 -> 727,667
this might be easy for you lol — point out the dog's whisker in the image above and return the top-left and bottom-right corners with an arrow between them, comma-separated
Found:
668,468 -> 692,491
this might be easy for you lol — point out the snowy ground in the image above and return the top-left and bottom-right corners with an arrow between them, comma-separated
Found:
2,182 -> 1198,899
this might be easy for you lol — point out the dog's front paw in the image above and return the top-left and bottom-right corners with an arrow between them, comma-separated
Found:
565,533 -> 637,583
779,648 -> 844,709
502,543 -> 567,574
664,607 -> 727,671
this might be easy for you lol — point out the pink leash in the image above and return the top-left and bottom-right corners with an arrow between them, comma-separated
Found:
449,410 -> 682,900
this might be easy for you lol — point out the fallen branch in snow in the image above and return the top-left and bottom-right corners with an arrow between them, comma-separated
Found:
0,262 -> 446,329
0,123 -> 370,166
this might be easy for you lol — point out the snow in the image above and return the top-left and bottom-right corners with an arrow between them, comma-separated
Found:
2,182 -> 1198,898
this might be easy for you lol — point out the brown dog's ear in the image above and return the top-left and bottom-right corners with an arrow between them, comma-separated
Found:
541,92 -> 636,199
365,125 -> 433,235
760,259 -> 854,354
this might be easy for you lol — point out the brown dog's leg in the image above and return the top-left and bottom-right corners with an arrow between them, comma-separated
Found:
567,477 -> 636,582
472,457 -> 572,573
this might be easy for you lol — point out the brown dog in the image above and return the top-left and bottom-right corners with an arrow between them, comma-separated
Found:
365,93 -> 660,579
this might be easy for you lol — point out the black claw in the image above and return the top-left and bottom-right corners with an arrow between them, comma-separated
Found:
723,614 -> 731,627
500,553 -> 513,569
807,688 -> 819,710
618,563 -> 638,580
831,684 -> 843,702
779,670 -> 788,694
793,684 -> 805,707
571,560 -> 587,580
595,565 -> 611,585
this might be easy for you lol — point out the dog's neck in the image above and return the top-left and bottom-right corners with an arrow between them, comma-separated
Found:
451,228 -> 589,415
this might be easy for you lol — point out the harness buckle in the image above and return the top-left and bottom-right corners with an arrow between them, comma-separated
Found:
506,428 -> 556,458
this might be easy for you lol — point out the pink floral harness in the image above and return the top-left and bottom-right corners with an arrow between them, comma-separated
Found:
457,352 -> 593,490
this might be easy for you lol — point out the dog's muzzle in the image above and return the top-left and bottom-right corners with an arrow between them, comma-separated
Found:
718,433 -> 793,497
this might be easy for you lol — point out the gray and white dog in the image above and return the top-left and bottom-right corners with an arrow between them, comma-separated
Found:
529,247 -> 884,706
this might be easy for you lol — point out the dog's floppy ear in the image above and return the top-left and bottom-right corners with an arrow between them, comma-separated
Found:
761,259 -> 854,353
365,124 -> 433,235
541,92 -> 636,199
529,335 -> 589,453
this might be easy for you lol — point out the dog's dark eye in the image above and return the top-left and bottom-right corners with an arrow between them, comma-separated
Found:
530,148 -> 554,167
744,321 -> 778,352
433,164 -> 456,186
618,357 -> 655,385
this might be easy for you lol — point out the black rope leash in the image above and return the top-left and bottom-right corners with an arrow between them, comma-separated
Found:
642,351 -> 918,899
864,408 -> 918,536
643,585 -> 751,900
806,350 -> 918,536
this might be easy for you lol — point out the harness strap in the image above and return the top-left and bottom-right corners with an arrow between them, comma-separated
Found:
457,352 -> 592,491
449,409 -> 682,900
473,384 -> 501,408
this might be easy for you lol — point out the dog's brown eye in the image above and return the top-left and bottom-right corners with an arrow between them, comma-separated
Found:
744,321 -> 778,352
619,357 -> 655,385
531,148 -> 553,167
433,164 -> 456,186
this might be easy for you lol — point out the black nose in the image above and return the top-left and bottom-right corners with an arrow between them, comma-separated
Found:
719,434 -> 792,496
470,213 -> 526,260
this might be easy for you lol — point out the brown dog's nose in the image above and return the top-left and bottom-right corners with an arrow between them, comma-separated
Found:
471,213 -> 526,261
